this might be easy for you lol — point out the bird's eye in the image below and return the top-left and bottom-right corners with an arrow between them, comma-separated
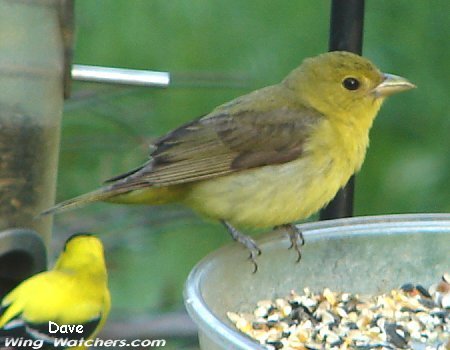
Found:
342,77 -> 360,91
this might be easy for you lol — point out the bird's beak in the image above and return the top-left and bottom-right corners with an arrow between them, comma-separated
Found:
373,73 -> 416,98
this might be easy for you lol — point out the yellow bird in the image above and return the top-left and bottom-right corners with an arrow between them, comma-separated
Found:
0,234 -> 110,350
42,51 -> 415,270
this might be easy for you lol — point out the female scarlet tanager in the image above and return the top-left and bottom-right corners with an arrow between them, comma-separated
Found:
0,234 -> 110,350
42,51 -> 415,270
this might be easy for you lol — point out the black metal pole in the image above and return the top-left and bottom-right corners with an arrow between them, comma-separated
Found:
320,0 -> 365,220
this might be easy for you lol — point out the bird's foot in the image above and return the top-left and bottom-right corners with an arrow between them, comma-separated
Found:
275,223 -> 304,262
222,220 -> 261,273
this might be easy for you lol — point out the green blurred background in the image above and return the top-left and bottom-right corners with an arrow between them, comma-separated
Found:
51,1 -> 449,348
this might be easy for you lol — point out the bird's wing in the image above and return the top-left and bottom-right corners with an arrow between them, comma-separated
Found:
0,273 -> 107,346
108,103 -> 323,188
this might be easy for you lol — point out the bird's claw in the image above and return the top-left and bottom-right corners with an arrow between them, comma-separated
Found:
248,249 -> 260,273
275,224 -> 304,263
222,220 -> 261,273
245,241 -> 262,273
290,234 -> 302,263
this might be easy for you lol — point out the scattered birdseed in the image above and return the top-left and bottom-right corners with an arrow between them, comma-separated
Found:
227,274 -> 449,350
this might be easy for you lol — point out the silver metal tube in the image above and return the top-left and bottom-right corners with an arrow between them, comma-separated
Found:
72,64 -> 170,87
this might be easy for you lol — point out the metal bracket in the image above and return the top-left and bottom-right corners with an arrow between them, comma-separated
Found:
72,65 -> 170,87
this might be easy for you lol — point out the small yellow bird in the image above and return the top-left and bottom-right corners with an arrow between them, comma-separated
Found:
0,234 -> 110,350
42,51 -> 415,270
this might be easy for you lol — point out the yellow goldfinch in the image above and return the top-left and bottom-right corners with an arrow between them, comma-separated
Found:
0,234 -> 110,350
42,52 -> 415,269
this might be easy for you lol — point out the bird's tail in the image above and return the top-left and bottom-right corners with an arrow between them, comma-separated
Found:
39,183 -> 184,217
39,186 -> 118,217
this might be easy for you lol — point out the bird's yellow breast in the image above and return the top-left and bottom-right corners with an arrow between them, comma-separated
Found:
183,117 -> 371,228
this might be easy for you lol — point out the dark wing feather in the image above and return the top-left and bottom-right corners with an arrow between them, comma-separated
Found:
0,313 -> 101,349
108,104 -> 323,188
103,161 -> 150,183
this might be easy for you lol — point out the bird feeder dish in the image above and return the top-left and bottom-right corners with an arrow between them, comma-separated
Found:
184,214 -> 450,350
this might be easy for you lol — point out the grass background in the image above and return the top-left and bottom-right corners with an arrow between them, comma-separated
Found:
51,1 -> 449,348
